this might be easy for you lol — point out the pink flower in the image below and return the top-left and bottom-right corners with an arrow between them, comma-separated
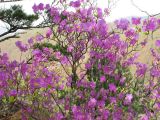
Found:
143,18 -> 157,31
125,28 -> 136,37
89,81 -> 96,89
155,40 -> 160,47
28,38 -> 33,44
36,35 -> 44,41
38,3 -> 44,11
150,67 -> 160,77
109,83 -> 116,92
100,75 -> 106,83
9,90 -> 17,96
115,18 -> 130,30
102,109 -> 109,119
103,65 -> 114,75
104,8 -> 110,15
97,8 -> 103,18
46,28 -> 52,38
45,4 -> 50,10
109,97 -> 117,103
32,4 -> 38,13
135,62 -> 147,77
132,17 -> 141,25
88,98 -> 97,108
120,77 -> 126,85
85,63 -> 92,69
124,94 -> 133,105
140,114 -> 149,120
67,46 -> 74,52
15,41 -> 28,52
0,90 -> 4,97
70,1 -> 81,8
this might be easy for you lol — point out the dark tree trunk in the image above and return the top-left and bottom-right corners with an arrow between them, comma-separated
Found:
0,28 -> 18,37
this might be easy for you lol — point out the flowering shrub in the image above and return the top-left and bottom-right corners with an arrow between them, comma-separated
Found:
0,0 -> 160,119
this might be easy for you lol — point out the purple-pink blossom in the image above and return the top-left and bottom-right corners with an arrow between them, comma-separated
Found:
46,28 -> 52,38
124,94 -> 133,105
0,90 -> 4,97
132,17 -> 141,25
70,1 -> 81,8
100,75 -> 106,83
15,41 -> 28,52
143,18 -> 157,31
155,40 -> 160,47
115,18 -> 130,30
109,83 -> 116,92
88,98 -> 97,108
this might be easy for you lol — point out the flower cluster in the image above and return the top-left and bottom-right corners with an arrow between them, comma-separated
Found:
0,0 -> 160,119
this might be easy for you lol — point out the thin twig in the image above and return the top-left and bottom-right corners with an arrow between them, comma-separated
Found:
131,0 -> 160,17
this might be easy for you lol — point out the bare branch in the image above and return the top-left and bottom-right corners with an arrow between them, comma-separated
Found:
131,0 -> 160,17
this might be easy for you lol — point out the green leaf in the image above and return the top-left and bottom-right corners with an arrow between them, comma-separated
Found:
9,96 -> 15,103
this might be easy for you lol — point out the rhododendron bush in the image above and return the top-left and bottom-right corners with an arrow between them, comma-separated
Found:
0,0 -> 160,119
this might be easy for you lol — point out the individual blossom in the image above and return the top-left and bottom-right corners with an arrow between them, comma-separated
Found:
101,109 -> 110,119
140,114 -> 149,120
88,98 -> 97,108
45,4 -> 50,10
141,39 -> 147,47
124,94 -> 133,105
130,38 -> 137,46
97,8 -> 103,18
32,4 -> 38,13
115,18 -> 130,30
28,38 -> 34,45
53,15 -> 61,24
109,83 -> 116,93
104,8 -> 110,15
54,113 -> 64,120
36,34 -> 44,41
89,81 -> 96,89
81,22 -> 95,32
9,90 -> 17,97
132,17 -> 141,25
38,3 -> 44,11
30,78 -> 47,89
85,63 -> 92,70
60,0 -> 66,3
150,67 -> 160,77
70,1 -> 81,8
20,63 -> 28,77
67,46 -> 74,52
46,28 -> 52,38
100,75 -> 106,83
125,28 -> 136,38
15,41 -> 28,52
97,100 -> 105,108
123,52 -> 139,67
155,40 -> 160,47
43,47 -> 52,56
155,102 -> 160,110
118,92 -> 125,100
72,105 -> 78,115
135,62 -> 147,77
32,49 -> 41,56
103,64 -> 115,75
0,71 -> 8,82
120,77 -> 126,85
143,18 -> 157,31
112,107 -> 123,119
109,97 -> 117,103
96,19 -> 108,36
150,48 -> 160,61
0,90 -> 4,97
